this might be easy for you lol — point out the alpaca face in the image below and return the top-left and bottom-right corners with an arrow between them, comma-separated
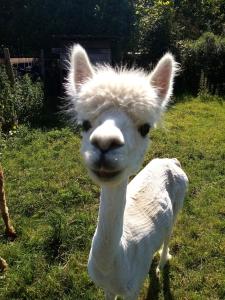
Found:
80,109 -> 150,185
67,45 -> 177,185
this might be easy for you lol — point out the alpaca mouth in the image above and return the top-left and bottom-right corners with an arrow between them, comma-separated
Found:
91,168 -> 122,179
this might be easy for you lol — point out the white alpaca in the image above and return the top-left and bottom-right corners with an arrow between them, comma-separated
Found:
66,45 -> 188,299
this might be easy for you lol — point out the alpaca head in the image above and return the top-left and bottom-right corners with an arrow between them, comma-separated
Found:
67,45 -> 178,186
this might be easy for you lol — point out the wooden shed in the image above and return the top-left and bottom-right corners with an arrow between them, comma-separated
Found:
51,35 -> 112,66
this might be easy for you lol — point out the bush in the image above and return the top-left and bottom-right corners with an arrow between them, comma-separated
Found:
178,32 -> 225,96
0,66 -> 44,132
135,0 -> 174,64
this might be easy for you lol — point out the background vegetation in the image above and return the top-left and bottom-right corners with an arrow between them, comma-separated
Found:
0,67 -> 44,132
0,98 -> 225,299
1,0 -> 225,95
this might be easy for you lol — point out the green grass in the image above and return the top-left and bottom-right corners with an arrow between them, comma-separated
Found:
0,97 -> 225,299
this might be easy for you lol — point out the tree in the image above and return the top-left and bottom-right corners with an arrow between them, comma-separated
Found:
134,0 -> 174,63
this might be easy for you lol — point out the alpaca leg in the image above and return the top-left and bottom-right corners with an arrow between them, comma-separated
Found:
0,168 -> 16,237
156,233 -> 172,275
0,257 -> 8,272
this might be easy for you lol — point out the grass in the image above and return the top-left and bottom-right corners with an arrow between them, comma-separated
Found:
0,97 -> 225,299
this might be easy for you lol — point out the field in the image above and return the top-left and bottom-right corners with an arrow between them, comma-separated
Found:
0,97 -> 225,299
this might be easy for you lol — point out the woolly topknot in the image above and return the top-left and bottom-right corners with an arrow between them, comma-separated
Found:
66,44 -> 178,126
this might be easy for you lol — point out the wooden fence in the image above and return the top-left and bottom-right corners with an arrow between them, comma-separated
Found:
0,48 -> 44,84
0,48 -> 64,105
0,57 -> 38,65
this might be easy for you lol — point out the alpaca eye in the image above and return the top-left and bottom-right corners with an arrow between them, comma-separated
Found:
138,123 -> 151,137
82,120 -> 92,132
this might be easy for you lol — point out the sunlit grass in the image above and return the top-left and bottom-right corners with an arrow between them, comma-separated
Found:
0,97 -> 225,299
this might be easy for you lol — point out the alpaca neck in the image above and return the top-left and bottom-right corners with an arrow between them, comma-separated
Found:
91,179 -> 128,271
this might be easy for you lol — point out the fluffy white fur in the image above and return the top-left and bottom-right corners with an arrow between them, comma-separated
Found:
66,45 -> 188,299
66,45 -> 179,128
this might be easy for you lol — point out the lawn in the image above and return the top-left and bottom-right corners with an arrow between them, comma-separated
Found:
0,97 -> 225,299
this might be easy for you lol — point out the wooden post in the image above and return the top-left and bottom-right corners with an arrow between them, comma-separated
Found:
3,48 -> 15,85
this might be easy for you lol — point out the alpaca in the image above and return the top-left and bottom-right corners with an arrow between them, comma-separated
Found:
0,166 -> 16,272
66,45 -> 188,299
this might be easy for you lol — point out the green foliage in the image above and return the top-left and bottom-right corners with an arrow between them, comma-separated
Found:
1,1 -> 225,94
0,66 -> 44,131
132,0 -> 225,96
173,0 -> 225,39
0,98 -> 225,298
178,32 -> 225,95
134,0 -> 225,52
135,0 -> 174,62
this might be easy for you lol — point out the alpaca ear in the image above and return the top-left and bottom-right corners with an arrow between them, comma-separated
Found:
71,44 -> 94,91
149,53 -> 178,106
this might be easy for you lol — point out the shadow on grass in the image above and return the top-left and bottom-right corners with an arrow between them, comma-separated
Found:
145,257 -> 174,300
162,264 -> 174,300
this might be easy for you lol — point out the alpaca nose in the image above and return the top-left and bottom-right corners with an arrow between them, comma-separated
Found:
91,137 -> 124,152
90,126 -> 124,152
